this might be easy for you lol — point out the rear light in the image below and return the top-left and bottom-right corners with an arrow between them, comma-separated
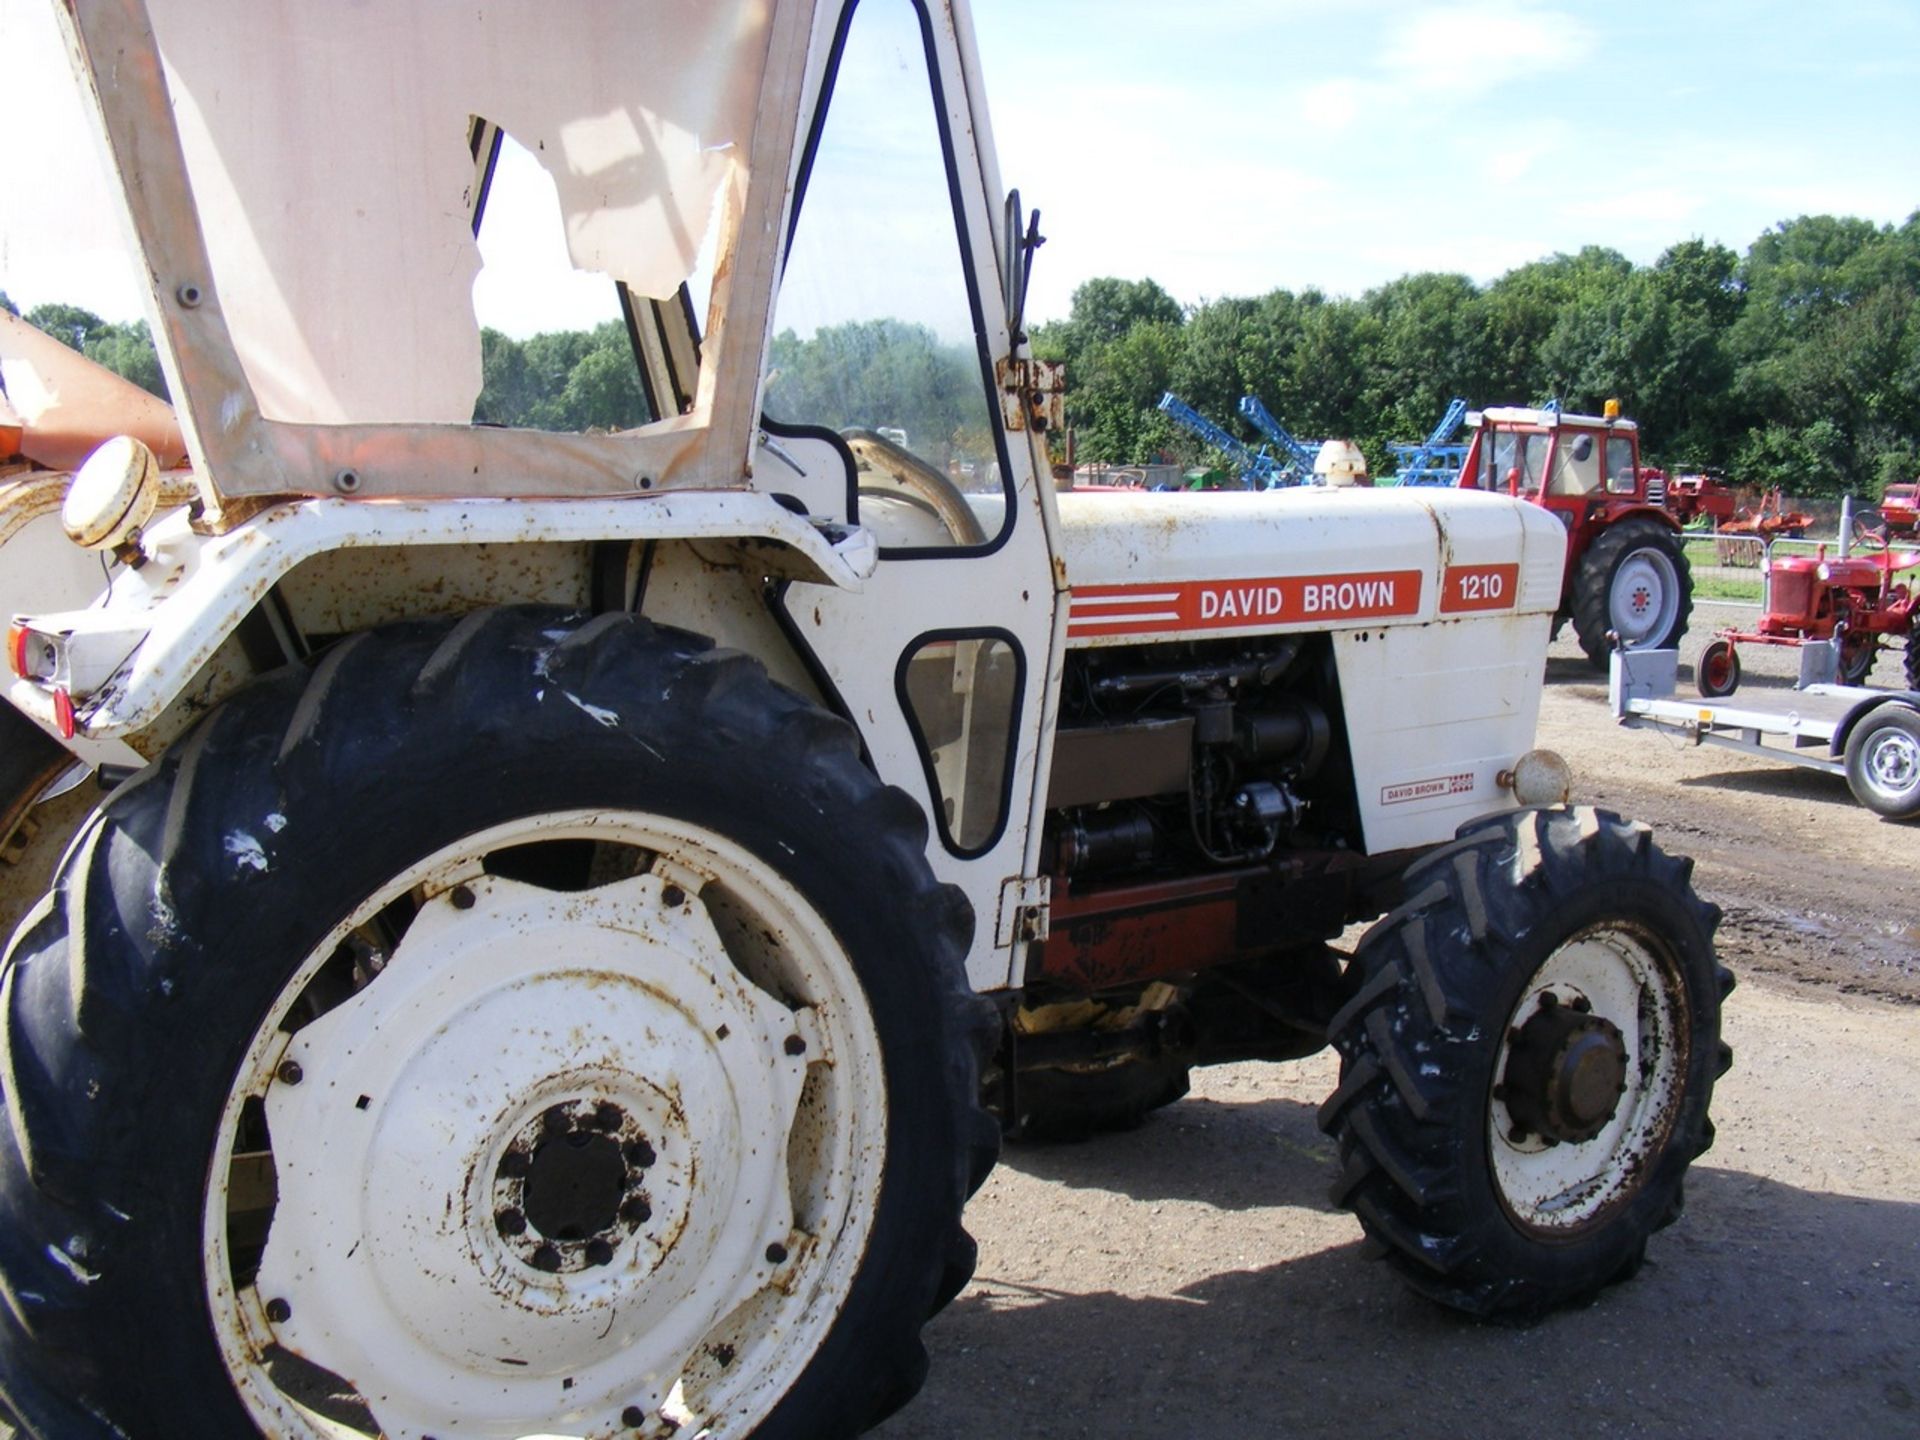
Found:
52,688 -> 75,741
7,623 -> 58,683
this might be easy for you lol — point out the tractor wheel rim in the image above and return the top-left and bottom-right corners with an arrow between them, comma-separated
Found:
1866,728 -> 1920,794
1610,547 -> 1680,646
1488,925 -> 1687,1232
203,811 -> 885,1440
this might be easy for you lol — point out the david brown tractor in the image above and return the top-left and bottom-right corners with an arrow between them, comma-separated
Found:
0,3 -> 1730,1438
1459,404 -> 1734,668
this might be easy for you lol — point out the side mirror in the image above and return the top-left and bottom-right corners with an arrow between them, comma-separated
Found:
1002,188 -> 1044,345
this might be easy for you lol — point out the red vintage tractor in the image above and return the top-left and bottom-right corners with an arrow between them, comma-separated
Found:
1695,537 -> 1920,696
1458,403 -> 1735,668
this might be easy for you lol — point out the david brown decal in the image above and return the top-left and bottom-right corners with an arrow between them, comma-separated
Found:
1381,772 -> 1476,805
1070,571 -> 1422,638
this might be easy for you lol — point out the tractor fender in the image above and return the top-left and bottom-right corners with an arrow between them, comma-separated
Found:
1599,501 -> 1685,534
6,489 -> 877,755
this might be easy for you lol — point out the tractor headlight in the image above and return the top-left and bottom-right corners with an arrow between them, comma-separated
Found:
64,435 -> 161,556
1501,749 -> 1572,807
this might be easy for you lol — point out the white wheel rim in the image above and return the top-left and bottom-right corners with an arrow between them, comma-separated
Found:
1609,546 -> 1680,647
1487,926 -> 1686,1232
1865,726 -> 1920,796
203,811 -> 885,1440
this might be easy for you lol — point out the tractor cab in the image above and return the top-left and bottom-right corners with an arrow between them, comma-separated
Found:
1460,404 -> 1658,571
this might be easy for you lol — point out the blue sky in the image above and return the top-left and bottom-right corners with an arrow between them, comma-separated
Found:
2,0 -> 1915,337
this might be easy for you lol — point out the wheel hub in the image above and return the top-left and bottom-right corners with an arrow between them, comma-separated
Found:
1500,992 -> 1628,1145
495,1101 -> 655,1272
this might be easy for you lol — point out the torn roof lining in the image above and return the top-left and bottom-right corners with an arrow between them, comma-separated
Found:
144,0 -> 775,429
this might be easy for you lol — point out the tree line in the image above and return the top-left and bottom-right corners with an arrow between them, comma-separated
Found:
1036,214 -> 1920,497
8,209 -> 1917,497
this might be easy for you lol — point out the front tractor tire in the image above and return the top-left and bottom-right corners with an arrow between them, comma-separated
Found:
1572,518 -> 1693,669
1319,807 -> 1732,1319
0,608 -> 994,1440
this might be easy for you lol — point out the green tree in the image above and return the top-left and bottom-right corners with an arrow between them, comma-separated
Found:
24,302 -> 108,351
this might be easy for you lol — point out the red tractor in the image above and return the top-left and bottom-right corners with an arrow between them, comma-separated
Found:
1695,539 -> 1920,695
1459,404 -> 1734,668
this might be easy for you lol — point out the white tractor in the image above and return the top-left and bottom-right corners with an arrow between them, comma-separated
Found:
0,2 -> 1731,1437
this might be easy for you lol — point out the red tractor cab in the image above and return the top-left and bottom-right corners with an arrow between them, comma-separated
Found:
1458,405 -> 1733,668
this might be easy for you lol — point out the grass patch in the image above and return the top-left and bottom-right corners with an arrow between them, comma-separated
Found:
1693,571 -> 1764,603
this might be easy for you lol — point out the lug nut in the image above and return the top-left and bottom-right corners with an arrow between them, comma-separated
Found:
595,1102 -> 624,1132
621,1197 -> 652,1226
543,1106 -> 573,1135
531,1244 -> 562,1273
662,884 -> 686,908
765,1242 -> 788,1265
265,1297 -> 292,1323
500,1150 -> 530,1178
496,1208 -> 526,1237
783,1034 -> 807,1056
1571,996 -> 1593,1013
586,1238 -> 614,1267
624,1138 -> 656,1168
622,1407 -> 646,1429
1538,991 -> 1559,1009
1509,1123 -> 1530,1143
450,884 -> 476,910
276,1060 -> 303,1086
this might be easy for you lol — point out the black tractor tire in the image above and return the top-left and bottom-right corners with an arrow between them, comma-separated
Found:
0,607 -> 996,1440
1838,632 -> 1879,686
1319,806 -> 1731,1319
1843,704 -> 1920,819
1572,518 -> 1693,669
1010,1056 -> 1192,1142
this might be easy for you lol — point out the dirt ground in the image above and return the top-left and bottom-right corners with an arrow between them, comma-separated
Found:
879,603 -> 1920,1440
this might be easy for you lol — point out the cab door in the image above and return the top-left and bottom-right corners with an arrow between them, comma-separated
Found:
766,0 -> 1064,992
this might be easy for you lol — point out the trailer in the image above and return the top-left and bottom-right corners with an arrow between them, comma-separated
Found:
1611,644 -> 1920,818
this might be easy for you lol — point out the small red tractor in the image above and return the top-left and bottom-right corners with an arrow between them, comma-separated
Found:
1695,537 -> 1920,696
1459,403 -> 1735,668
1859,480 -> 1920,542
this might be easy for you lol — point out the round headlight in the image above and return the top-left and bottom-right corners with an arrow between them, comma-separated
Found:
64,434 -> 160,552
1502,749 -> 1572,807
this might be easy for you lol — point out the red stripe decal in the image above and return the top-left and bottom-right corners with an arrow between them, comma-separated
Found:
1068,571 -> 1423,636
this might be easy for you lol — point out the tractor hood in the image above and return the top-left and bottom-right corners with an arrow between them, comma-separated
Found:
1051,487 -> 1565,644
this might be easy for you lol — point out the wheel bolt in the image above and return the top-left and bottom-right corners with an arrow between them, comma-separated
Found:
1538,991 -> 1559,1009
276,1060 -> 303,1086
621,1197 -> 652,1226
450,884 -> 476,910
765,1242 -> 788,1265
595,1102 -> 624,1132
496,1208 -> 526,1237
624,1138 -> 656,1168
543,1105 -> 573,1135
586,1238 -> 615,1267
662,884 -> 686,908
1571,996 -> 1593,1013
265,1297 -> 292,1323
783,1034 -> 807,1056
531,1244 -> 562,1272
500,1150 -> 530,1178
622,1406 -> 646,1429
1508,1123 -> 1530,1143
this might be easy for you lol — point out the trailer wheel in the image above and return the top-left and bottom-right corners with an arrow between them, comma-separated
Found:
1319,807 -> 1731,1318
1572,518 -> 1692,669
0,608 -> 994,1440
1844,704 -> 1920,819
1695,639 -> 1741,698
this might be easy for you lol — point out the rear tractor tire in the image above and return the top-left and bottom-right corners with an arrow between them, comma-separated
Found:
1319,806 -> 1732,1319
0,608 -> 995,1440
1573,518 -> 1693,670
